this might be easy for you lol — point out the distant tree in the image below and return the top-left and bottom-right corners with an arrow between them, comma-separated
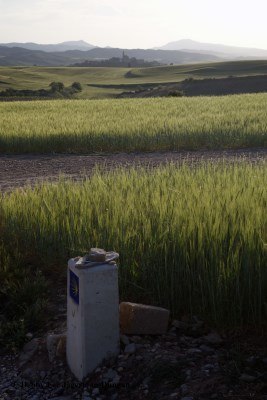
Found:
71,82 -> 82,92
167,90 -> 184,97
49,82 -> 65,93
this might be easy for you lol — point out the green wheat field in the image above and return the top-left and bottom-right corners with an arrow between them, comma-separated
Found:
1,162 -> 266,345
0,93 -> 267,154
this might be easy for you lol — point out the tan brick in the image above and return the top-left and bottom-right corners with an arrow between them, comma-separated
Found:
119,302 -> 170,335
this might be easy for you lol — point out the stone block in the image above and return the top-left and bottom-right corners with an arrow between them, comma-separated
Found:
47,334 -> 63,362
119,302 -> 170,335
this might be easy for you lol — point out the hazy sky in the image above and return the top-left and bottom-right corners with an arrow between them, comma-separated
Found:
0,0 -> 267,49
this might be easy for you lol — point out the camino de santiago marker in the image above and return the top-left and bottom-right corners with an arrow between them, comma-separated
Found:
67,248 -> 120,381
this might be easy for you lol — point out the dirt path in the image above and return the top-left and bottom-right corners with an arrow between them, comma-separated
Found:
0,148 -> 266,192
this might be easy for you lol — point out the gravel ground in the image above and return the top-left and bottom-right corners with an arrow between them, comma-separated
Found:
0,148 -> 266,192
0,316 -> 266,400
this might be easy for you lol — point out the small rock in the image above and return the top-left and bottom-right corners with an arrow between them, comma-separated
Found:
56,334 -> 67,358
124,343 -> 136,354
246,356 -> 257,366
120,334 -> 129,346
25,333 -> 33,340
129,335 -> 142,343
172,320 -> 189,330
203,363 -> 215,370
47,333 -> 65,362
203,332 -> 223,345
82,391 -> 93,400
40,371 -> 46,379
180,384 -> 189,395
199,344 -> 214,354
112,375 -> 121,384
92,388 -> 100,396
187,348 -> 202,354
21,367 -> 35,379
239,373 -> 256,383
181,397 -> 194,400
168,327 -> 177,335
143,377 -> 151,385
103,368 -> 118,382
19,339 -> 39,367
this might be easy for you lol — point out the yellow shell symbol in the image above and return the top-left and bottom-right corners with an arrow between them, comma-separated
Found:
71,276 -> 79,296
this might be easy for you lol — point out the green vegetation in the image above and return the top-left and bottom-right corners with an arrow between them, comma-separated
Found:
0,242 -> 48,349
0,162 -> 266,346
0,61 -> 266,346
0,94 -> 266,154
0,81 -> 82,100
0,60 -> 267,99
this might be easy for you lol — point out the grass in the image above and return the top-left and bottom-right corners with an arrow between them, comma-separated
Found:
0,94 -> 267,154
1,60 -> 267,99
0,162 -> 266,344
0,241 -> 48,350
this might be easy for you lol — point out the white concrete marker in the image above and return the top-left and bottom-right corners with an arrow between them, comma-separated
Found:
67,255 -> 120,381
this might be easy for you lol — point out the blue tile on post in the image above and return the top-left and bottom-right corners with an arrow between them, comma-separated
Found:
69,269 -> 79,305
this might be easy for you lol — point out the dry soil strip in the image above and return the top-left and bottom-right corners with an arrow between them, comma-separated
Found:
0,148 -> 266,192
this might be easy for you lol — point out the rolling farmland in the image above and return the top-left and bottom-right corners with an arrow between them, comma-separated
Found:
1,60 -> 267,99
0,62 -> 266,352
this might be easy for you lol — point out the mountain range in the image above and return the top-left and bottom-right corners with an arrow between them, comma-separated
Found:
0,40 -> 95,52
0,39 -> 267,67
155,39 -> 267,58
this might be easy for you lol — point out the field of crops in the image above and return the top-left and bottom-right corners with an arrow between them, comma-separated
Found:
1,60 -> 267,99
0,93 -> 267,154
0,162 -> 266,344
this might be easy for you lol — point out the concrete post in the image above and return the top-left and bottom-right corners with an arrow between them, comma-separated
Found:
67,250 -> 120,381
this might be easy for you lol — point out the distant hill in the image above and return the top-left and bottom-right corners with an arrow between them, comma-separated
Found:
156,39 -> 267,59
0,40 -> 95,52
83,47 -> 219,64
0,46 -> 220,67
0,46 -> 72,66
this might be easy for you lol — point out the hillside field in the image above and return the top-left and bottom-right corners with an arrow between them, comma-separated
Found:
1,60 -> 267,99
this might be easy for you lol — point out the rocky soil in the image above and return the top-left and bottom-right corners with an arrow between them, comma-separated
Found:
0,314 -> 266,400
0,148 -> 266,192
